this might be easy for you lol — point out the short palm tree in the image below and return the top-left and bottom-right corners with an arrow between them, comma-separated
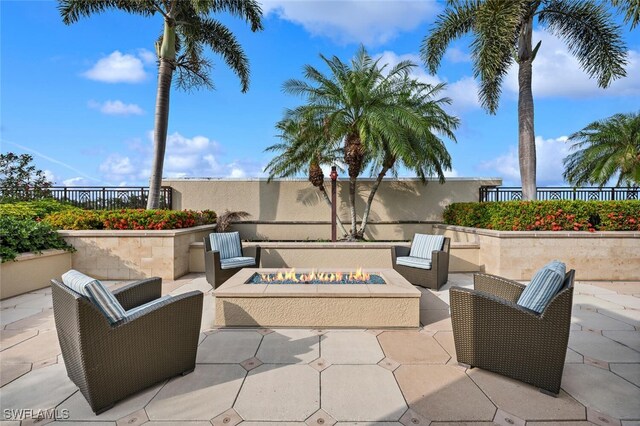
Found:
272,47 -> 458,239
563,112 -> 640,187
422,0 -> 628,200
58,0 -> 263,208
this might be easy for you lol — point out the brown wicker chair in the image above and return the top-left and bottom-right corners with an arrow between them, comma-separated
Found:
51,277 -> 203,414
391,237 -> 450,290
204,235 -> 261,289
450,271 -> 575,395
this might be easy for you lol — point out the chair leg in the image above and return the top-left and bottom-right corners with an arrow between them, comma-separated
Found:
458,362 -> 473,369
181,368 -> 195,376
94,404 -> 115,415
539,388 -> 559,397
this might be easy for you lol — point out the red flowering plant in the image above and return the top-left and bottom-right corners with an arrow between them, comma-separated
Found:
44,209 -> 216,230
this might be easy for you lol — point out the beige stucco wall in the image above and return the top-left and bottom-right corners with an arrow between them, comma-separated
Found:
60,225 -> 215,280
434,224 -> 640,281
189,241 -> 480,273
1,249 -> 72,300
165,178 -> 501,241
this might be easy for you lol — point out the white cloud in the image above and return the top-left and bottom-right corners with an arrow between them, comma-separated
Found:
505,30 -> 640,98
42,169 -> 57,185
263,0 -> 439,45
445,47 -> 471,63
137,48 -> 156,65
229,166 -> 247,178
443,168 -> 459,178
62,177 -> 93,186
478,136 -> 571,186
88,100 -> 144,116
375,51 -> 480,111
83,51 -> 147,83
100,154 -> 136,177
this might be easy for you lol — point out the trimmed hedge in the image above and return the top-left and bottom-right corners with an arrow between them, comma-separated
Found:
443,200 -> 640,231
43,209 -> 217,230
0,216 -> 74,262
0,199 -> 79,220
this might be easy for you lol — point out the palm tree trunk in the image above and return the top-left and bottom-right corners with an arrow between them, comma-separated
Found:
147,21 -> 176,209
318,184 -> 348,236
518,16 -> 537,201
349,176 -> 358,237
359,165 -> 391,238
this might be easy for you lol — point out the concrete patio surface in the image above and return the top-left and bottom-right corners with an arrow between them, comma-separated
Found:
1,273 -> 639,425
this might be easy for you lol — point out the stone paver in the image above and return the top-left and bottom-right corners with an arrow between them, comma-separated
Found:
573,295 -> 627,311
599,309 -> 640,328
256,328 -> 320,364
378,330 -> 450,364
569,331 -> 640,363
0,330 -> 61,364
235,364 -> 319,421
0,364 -> 76,413
0,363 -> 31,386
0,308 -> 42,327
321,331 -> 384,364
562,364 -> 640,420
610,363 -> 640,387
322,365 -> 407,422
0,293 -> 45,309
420,309 -> 452,331
572,309 -> 636,331
146,364 -> 246,420
196,330 -> 262,363
60,383 -> 163,421
602,331 -> 640,352
395,365 -> 496,422
0,329 -> 37,350
597,294 -> 640,310
467,368 -> 586,421
566,348 -> 585,363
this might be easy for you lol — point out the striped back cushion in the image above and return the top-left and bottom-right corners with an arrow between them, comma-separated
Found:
409,234 -> 445,260
209,232 -> 242,260
517,260 -> 566,314
61,270 -> 126,324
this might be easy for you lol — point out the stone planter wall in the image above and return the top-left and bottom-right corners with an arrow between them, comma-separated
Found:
59,225 -> 215,280
1,249 -> 72,300
433,224 -> 640,281
189,241 -> 480,273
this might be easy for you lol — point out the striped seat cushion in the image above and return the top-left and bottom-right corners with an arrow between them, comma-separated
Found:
61,269 -> 126,324
396,256 -> 432,270
124,295 -> 173,319
220,256 -> 256,270
409,234 -> 445,260
517,260 -> 566,314
209,232 -> 242,260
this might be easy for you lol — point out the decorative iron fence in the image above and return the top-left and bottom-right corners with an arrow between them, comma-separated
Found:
479,186 -> 639,202
0,186 -> 173,210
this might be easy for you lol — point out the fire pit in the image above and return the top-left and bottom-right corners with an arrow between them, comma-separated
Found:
213,268 -> 421,328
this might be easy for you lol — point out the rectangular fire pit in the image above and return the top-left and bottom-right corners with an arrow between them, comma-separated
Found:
213,268 -> 421,328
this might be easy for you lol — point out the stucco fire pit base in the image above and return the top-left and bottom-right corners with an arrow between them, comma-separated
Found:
213,268 -> 421,328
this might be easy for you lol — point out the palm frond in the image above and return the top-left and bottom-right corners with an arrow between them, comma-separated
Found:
58,0 -> 156,24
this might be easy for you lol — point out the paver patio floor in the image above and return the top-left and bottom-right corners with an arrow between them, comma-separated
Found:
1,273 -> 639,425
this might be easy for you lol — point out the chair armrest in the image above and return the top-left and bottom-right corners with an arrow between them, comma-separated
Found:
117,291 -> 203,326
391,246 -> 410,263
112,277 -> 162,310
450,286 -> 541,325
255,246 -> 261,267
473,273 -> 526,303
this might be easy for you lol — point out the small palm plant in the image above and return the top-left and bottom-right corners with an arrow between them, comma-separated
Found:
58,0 -> 264,209
563,112 -> 640,188
216,210 -> 251,233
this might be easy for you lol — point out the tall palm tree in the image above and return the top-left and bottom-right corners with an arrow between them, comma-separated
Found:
265,116 -> 349,237
563,112 -> 640,187
58,0 -> 263,208
273,47 -> 458,239
422,0 -> 627,200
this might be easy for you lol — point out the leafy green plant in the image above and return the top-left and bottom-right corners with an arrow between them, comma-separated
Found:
43,209 -> 217,230
0,199 -> 79,220
443,201 -> 640,231
0,152 -> 53,201
0,216 -> 74,262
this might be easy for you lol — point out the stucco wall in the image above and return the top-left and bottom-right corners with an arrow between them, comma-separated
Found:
1,249 -> 72,300
165,178 -> 501,241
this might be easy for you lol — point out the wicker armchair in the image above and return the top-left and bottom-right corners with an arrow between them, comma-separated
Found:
450,271 -> 575,395
204,233 -> 261,289
391,237 -> 450,290
51,277 -> 203,414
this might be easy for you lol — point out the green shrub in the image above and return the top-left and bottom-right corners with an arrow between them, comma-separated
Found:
443,200 -> 640,231
0,216 -> 74,262
0,199 -> 79,220
43,209 -> 217,230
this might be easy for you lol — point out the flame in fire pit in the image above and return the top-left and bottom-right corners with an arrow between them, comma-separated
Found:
259,268 -> 371,284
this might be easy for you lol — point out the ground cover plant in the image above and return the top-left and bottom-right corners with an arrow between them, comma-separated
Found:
44,209 -> 217,230
443,200 -> 640,231
0,216 -> 74,262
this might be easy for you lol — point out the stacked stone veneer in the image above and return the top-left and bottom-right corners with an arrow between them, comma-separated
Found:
59,225 -> 215,280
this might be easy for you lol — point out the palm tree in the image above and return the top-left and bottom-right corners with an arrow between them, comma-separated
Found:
610,0 -> 640,29
271,47 -> 458,239
422,0 -> 628,200
265,116 -> 349,237
58,0 -> 263,208
563,112 -> 640,187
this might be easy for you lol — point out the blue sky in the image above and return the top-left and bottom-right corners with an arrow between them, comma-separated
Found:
1,0 -> 639,187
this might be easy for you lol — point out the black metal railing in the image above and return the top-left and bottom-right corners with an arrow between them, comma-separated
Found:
0,186 -> 173,210
479,186 -> 639,202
